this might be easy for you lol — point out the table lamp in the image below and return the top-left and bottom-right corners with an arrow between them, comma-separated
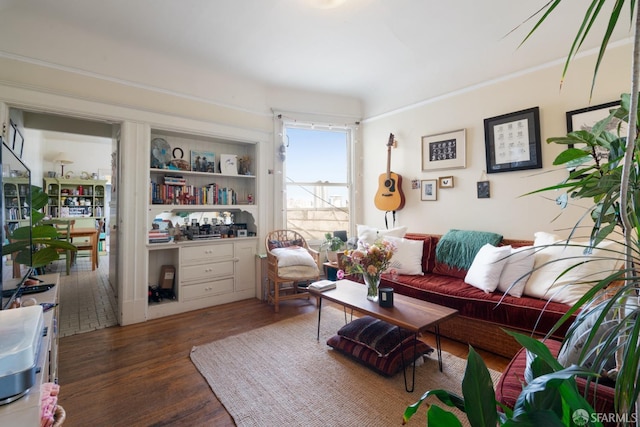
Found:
55,157 -> 73,177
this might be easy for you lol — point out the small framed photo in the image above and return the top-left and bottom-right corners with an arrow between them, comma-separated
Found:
477,181 -> 490,199
190,150 -> 216,172
237,229 -> 248,237
421,179 -> 437,201
438,176 -> 454,188
483,107 -> 542,173
421,129 -> 466,171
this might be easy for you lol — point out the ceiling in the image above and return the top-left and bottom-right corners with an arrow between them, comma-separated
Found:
0,0 -> 634,118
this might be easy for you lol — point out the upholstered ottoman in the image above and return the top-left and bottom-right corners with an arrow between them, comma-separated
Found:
495,339 -> 616,421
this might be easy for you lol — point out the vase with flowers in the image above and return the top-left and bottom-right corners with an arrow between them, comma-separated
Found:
340,239 -> 396,301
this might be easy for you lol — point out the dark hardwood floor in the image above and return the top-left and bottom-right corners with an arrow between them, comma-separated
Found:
58,298 -> 510,426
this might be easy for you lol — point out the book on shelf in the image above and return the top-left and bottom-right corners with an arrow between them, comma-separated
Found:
308,280 -> 336,292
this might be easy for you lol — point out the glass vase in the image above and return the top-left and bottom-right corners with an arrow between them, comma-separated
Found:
363,273 -> 381,302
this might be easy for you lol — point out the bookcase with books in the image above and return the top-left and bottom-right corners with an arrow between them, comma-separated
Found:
146,129 -> 258,319
43,177 -> 107,225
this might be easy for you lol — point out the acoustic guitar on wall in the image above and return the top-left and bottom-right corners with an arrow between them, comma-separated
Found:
374,133 -> 405,211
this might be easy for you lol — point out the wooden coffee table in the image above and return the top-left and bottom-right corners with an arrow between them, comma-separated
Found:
310,279 -> 458,392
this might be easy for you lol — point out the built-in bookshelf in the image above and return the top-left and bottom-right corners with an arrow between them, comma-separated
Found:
146,129 -> 258,319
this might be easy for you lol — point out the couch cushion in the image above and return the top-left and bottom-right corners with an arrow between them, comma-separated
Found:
525,240 -> 623,305
404,233 -> 437,273
496,246 -> 535,297
557,306 -> 617,375
383,235 -> 424,275
464,244 -> 512,293
357,224 -> 407,247
382,273 -> 574,338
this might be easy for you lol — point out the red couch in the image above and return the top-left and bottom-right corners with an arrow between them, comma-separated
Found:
376,233 -> 577,358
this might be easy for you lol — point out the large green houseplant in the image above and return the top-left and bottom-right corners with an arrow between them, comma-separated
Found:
2,186 -> 76,268
404,1 -> 640,425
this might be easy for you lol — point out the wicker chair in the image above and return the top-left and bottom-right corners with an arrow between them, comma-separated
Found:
265,229 -> 320,312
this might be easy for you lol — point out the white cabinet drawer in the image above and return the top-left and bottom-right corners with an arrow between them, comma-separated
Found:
181,260 -> 234,282
182,278 -> 234,300
182,243 -> 233,264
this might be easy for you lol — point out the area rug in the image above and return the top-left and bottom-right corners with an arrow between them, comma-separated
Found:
190,307 -> 501,426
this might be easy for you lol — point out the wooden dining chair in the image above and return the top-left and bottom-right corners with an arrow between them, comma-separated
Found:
265,229 -> 320,312
70,219 -> 102,269
42,219 -> 74,275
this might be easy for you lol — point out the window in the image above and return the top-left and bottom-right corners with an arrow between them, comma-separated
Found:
282,124 -> 353,243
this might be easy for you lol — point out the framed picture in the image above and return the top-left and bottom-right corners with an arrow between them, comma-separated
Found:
566,100 -> 624,163
421,129 -> 466,171
477,181 -> 490,198
421,179 -> 437,201
438,176 -> 454,188
566,100 -> 621,133
190,150 -> 216,172
483,107 -> 542,173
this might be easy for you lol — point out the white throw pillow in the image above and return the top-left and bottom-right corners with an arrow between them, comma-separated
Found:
533,231 -> 562,246
271,247 -> 317,268
464,244 -> 512,293
357,224 -> 408,248
524,240 -> 623,305
496,246 -> 536,297
383,235 -> 424,275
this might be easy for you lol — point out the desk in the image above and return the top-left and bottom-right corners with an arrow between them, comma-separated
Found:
59,227 -> 99,271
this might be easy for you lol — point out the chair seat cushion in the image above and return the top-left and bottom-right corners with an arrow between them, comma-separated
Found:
277,265 -> 318,279
326,316 -> 433,376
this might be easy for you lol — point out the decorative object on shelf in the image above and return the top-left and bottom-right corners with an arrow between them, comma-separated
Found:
439,176 -> 454,188
238,155 -> 252,175
220,154 -> 238,175
421,129 -> 466,171
190,150 -> 215,172
420,179 -> 437,201
483,107 -> 542,173
151,138 -> 172,169
170,147 -> 190,171
342,239 -> 396,302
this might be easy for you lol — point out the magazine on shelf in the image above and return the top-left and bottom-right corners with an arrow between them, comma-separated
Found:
308,280 -> 336,292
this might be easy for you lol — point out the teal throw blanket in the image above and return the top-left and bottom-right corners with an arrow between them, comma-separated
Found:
435,229 -> 503,270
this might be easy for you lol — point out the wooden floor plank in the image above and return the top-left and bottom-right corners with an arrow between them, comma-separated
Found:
58,298 -> 509,426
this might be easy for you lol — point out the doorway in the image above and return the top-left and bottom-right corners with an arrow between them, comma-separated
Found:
12,109 -> 120,335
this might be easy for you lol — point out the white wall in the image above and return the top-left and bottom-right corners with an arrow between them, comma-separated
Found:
360,43 -> 633,240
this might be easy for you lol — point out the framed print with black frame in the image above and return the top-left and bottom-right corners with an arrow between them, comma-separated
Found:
421,129 -> 466,171
565,100 -> 624,164
421,179 -> 437,201
483,107 -> 542,173
566,100 -> 621,133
